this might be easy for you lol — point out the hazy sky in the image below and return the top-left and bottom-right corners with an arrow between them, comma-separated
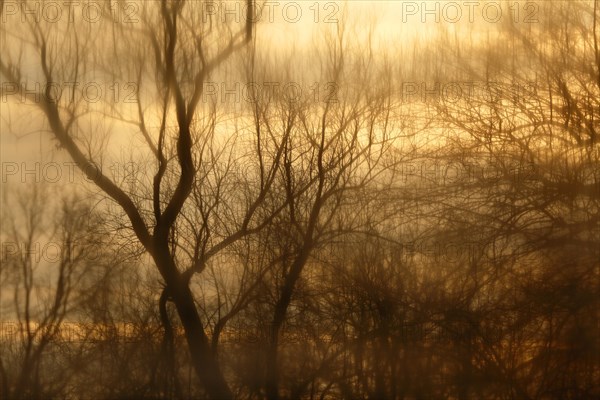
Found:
0,0 -> 525,183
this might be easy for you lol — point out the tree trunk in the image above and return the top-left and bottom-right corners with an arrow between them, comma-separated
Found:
265,246 -> 312,400
152,247 -> 233,400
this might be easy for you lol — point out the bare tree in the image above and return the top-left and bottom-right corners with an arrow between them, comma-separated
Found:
0,184 -> 105,399
420,1 -> 600,397
0,1 -> 263,397
2,1 -> 598,399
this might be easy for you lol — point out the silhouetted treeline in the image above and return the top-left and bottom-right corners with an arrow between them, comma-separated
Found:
0,1 -> 598,399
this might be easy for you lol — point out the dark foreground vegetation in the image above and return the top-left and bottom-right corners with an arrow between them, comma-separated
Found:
1,1 -> 598,399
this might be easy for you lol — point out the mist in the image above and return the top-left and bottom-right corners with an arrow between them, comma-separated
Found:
1,1 -> 598,399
